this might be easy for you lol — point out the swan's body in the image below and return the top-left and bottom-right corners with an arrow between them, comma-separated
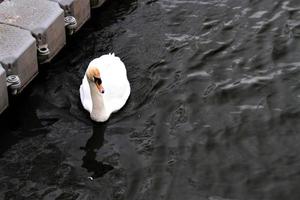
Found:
79,53 -> 130,122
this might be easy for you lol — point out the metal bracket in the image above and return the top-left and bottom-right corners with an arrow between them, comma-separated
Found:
64,16 -> 77,35
6,75 -> 21,95
37,44 -> 50,63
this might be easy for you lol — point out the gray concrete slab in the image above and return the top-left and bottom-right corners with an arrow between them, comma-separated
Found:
0,65 -> 9,114
48,0 -> 90,34
0,0 -> 66,63
0,24 -> 38,93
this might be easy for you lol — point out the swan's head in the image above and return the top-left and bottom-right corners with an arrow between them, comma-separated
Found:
86,66 -> 105,94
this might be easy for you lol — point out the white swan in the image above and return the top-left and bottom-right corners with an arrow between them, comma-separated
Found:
79,53 -> 130,122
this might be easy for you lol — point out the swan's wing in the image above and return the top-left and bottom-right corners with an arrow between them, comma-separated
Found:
79,76 -> 92,113
102,57 -> 131,113
104,80 -> 130,113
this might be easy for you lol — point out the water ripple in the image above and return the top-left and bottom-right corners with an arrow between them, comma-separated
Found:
2,0 -> 300,199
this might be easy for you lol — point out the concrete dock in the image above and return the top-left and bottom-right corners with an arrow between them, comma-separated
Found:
0,0 -> 107,114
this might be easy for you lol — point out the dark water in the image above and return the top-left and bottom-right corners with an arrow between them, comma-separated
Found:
2,0 -> 300,199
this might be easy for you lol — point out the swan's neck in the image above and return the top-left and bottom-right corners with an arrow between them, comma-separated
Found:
88,80 -> 106,121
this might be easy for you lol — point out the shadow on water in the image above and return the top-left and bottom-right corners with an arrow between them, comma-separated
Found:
0,92 -> 49,156
81,123 -> 113,178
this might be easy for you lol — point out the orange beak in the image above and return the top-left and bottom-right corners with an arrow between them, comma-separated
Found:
96,84 -> 105,94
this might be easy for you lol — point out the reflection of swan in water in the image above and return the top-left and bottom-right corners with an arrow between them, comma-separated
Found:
81,123 -> 113,178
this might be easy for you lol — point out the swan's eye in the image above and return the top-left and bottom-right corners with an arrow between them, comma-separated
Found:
94,77 -> 102,85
